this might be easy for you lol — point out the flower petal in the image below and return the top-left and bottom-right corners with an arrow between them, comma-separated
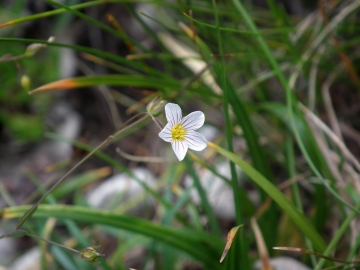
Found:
165,103 -> 182,126
184,130 -> 207,151
181,111 -> 205,131
158,123 -> 172,142
171,140 -> 188,161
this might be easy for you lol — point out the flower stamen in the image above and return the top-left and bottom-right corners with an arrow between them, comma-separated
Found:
171,123 -> 186,141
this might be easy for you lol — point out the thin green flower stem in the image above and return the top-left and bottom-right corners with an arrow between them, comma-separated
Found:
150,115 -> 165,130
25,171 -> 111,269
15,113 -> 149,230
184,157 -> 221,237
314,202 -> 360,270
1,227 -> 80,254
212,0 -> 249,268
45,132 -> 190,226
27,233 -> 80,254
0,188 -> 38,239
231,0 -> 360,216
286,135 -> 317,267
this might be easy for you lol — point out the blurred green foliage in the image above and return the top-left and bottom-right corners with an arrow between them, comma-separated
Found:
0,41 -> 58,143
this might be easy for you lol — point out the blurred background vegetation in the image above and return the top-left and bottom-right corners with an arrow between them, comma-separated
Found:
1,0 -> 360,269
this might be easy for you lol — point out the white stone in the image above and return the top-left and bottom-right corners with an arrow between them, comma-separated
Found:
185,161 -> 255,220
86,168 -> 156,211
253,256 -> 311,270
0,230 -> 18,266
8,247 -> 40,270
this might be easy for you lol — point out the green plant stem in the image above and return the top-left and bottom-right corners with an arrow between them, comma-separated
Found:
46,132 -> 190,225
28,233 -> 80,254
212,0 -> 249,268
184,157 -> 221,236
46,0 -> 150,55
15,113 -> 149,230
208,141 -> 326,252
4,205 -> 223,268
0,38 -> 166,77
0,1 -> 116,28
314,202 -> 360,270
1,228 -> 79,254
183,13 -> 293,35
285,135 -> 317,267
231,0 -> 359,217
344,234 -> 360,270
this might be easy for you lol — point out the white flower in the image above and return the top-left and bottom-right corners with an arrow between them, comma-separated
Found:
158,103 -> 207,161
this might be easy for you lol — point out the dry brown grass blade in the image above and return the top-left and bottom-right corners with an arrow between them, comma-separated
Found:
106,13 -> 136,54
29,78 -> 80,94
220,225 -> 242,263
319,0 -> 360,87
251,218 -> 272,270
300,104 -> 360,173
273,246 -> 360,265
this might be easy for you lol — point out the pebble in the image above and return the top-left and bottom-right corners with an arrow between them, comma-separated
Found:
253,256 -> 311,270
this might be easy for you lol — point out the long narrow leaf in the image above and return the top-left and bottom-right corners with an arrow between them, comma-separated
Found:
207,142 -> 326,253
1,205 -> 222,268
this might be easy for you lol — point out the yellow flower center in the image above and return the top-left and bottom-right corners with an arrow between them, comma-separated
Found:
171,123 -> 186,141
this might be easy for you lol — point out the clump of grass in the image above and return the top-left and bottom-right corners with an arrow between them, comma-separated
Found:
1,0 -> 360,269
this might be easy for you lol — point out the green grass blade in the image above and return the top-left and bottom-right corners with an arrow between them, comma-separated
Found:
0,38 -> 165,76
212,0 -> 248,268
285,134 -> 317,267
181,12 -> 278,250
28,75 -> 183,94
184,156 -> 221,236
208,142 -> 327,253
314,202 -> 360,270
231,0 -> 359,216
0,1 -> 112,28
2,204 -> 223,268
51,167 -> 111,199
46,0 -> 151,54
45,132 -> 189,225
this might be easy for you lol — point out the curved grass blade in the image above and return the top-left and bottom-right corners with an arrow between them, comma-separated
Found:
220,225 -> 242,263
0,1 -> 112,29
184,156 -> 221,236
1,205 -> 223,268
212,1 -> 249,267
28,75 -> 183,94
231,0 -> 358,216
0,38 -> 165,77
46,0 -> 151,55
180,18 -> 277,250
207,142 -> 327,253
314,201 -> 360,270
45,132 -> 188,226
273,247 -> 359,265
183,13 -> 294,35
